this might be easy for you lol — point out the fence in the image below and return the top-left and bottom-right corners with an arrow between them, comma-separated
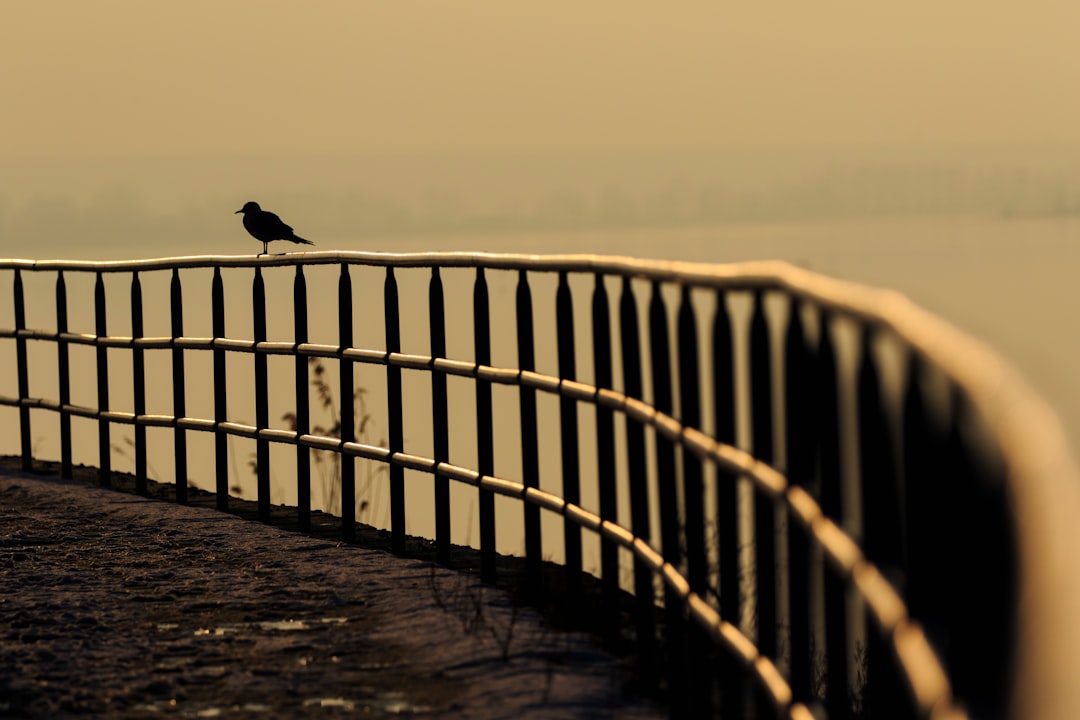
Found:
1,251 -> 1078,719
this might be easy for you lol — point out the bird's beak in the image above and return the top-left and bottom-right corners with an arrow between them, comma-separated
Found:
235,209 -> 243,214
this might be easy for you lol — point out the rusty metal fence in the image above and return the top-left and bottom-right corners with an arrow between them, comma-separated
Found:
2,252 -> 1078,720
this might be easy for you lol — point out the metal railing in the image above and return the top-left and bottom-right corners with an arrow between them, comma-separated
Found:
2,251 -> 1079,720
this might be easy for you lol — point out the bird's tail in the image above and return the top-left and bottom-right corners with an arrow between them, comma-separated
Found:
292,236 -> 314,245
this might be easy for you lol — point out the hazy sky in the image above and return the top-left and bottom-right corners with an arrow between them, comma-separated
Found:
3,1 -> 1079,156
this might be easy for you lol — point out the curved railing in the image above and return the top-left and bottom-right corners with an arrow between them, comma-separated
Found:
1,251 -> 1078,719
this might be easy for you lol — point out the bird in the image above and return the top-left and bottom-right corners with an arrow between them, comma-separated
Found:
235,201 -> 314,255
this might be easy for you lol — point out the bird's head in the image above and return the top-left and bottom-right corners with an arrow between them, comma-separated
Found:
236,201 -> 261,215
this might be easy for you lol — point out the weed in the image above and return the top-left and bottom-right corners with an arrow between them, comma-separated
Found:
274,357 -> 388,522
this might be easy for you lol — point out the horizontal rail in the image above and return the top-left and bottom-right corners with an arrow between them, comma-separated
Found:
0,249 -> 1010,347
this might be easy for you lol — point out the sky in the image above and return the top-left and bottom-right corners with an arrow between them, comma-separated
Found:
3,1 -> 1080,458
2,1 -> 1079,157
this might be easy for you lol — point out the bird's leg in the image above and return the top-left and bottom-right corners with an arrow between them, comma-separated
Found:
260,240 -> 268,256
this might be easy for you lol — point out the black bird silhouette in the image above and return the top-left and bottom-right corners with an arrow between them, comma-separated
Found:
235,201 -> 314,255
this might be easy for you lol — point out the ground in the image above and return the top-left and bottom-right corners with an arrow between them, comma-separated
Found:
0,468 -> 662,719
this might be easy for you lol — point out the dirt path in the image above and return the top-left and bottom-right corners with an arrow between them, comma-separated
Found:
0,470 -> 661,719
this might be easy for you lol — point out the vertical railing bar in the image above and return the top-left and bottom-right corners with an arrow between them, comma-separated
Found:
385,267 -> 406,554
592,272 -> 619,633
556,271 -> 583,598
339,264 -> 356,542
649,281 -> 680,564
713,289 -> 745,719
818,312 -> 850,718
170,269 -> 188,503
56,271 -> 72,479
902,352 -> 931,623
619,277 -> 655,659
932,388 -> 969,712
516,269 -> 542,590
131,271 -> 147,495
677,285 -> 712,715
430,267 -> 451,564
936,387 -> 1014,717
13,269 -> 31,472
474,267 -> 496,583
677,287 -> 707,591
749,289 -> 778,664
857,326 -> 909,717
648,280 -> 688,718
294,266 -> 311,530
212,267 -> 229,511
95,271 -> 111,488
784,297 -> 814,702
858,329 -> 903,572
253,267 -> 270,522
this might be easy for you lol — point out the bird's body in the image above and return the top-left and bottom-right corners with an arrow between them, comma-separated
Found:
235,201 -> 314,255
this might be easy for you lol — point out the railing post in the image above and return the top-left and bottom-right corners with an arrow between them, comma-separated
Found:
212,267 -> 228,511
592,273 -> 618,632
677,286 -> 707,594
784,297 -> 814,702
253,267 -> 270,521
13,269 -> 31,472
171,268 -> 188,504
95,271 -> 111,488
904,372 -> 989,711
818,313 -> 850,719
648,280 -> 688,718
935,390 -> 1016,718
857,327 -> 909,717
294,266 -> 311,530
56,271 -> 72,479
749,290 -> 778,664
858,329 -> 903,575
619,277 -> 655,659
516,269 -> 542,589
339,264 -> 356,542
556,271 -> 583,598
429,267 -> 451,564
713,289 -> 745,718
474,267 -> 496,583
385,267 -> 405,554
902,355 -> 930,621
677,285 -> 712,715
131,271 -> 147,495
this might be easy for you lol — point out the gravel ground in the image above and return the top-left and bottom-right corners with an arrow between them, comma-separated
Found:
0,469 -> 662,719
